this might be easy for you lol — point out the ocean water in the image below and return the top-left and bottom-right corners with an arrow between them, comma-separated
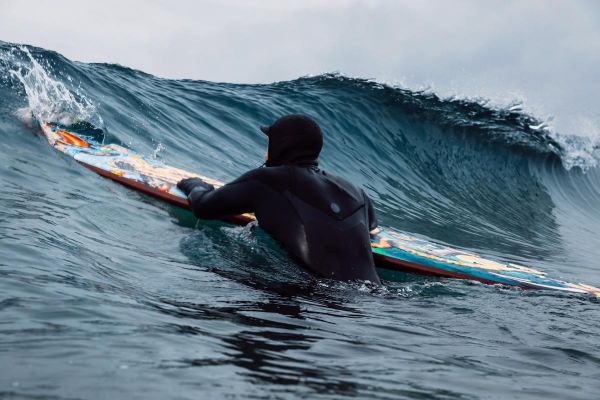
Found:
1,42 -> 599,399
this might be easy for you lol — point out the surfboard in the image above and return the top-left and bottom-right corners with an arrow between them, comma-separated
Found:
39,121 -> 600,297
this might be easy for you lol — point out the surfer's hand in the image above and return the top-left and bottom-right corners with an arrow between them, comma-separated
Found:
177,177 -> 214,196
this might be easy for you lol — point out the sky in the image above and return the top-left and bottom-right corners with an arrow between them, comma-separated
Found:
1,0 -> 599,137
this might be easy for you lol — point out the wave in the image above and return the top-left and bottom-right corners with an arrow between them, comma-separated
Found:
1,41 -> 599,275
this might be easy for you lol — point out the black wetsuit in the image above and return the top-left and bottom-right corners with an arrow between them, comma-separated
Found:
180,114 -> 381,284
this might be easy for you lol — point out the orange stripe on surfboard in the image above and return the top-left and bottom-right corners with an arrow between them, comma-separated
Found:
56,130 -> 90,147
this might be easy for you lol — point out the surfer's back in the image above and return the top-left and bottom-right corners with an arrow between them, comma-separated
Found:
185,164 -> 380,283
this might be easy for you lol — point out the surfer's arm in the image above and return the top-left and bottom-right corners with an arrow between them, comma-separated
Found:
183,173 -> 261,219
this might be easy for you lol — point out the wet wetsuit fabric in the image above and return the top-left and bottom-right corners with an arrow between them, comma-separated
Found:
184,114 -> 380,283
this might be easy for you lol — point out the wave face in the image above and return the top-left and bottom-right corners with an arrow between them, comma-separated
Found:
1,42 -> 600,399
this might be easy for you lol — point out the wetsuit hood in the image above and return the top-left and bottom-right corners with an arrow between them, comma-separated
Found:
261,114 -> 323,167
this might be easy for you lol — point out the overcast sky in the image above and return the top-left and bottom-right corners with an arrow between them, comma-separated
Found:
1,0 -> 599,137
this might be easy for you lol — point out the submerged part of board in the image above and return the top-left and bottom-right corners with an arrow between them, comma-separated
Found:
39,121 -> 600,297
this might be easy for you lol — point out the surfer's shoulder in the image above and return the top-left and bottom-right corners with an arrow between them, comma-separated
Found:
227,166 -> 289,186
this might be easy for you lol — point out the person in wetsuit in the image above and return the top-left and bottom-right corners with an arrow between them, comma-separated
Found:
177,114 -> 381,284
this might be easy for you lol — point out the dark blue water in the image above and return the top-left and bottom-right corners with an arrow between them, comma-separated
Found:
1,42 -> 600,399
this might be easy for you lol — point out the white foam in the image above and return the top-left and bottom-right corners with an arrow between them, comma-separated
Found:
151,142 -> 166,160
2,46 -> 102,127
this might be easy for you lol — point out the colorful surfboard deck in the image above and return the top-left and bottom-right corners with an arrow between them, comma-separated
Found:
39,121 -> 600,297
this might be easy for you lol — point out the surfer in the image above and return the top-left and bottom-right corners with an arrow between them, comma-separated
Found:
177,114 -> 381,284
